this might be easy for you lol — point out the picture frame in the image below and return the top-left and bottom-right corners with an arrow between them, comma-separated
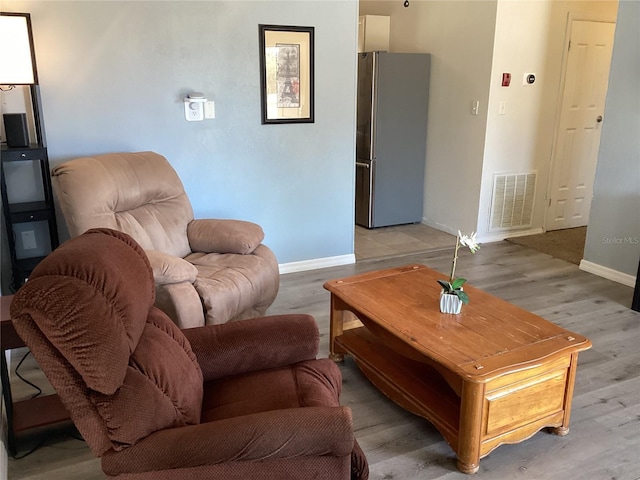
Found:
259,24 -> 314,124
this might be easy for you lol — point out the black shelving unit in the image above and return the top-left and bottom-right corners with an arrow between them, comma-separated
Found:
1,142 -> 58,291
1,12 -> 66,458
1,12 -> 58,292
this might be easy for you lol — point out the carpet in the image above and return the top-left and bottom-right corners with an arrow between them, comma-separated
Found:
505,227 -> 587,265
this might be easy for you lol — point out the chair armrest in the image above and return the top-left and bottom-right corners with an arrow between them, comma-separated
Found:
145,250 -> 198,285
187,219 -> 264,254
101,406 -> 354,476
154,286 -> 205,329
182,314 -> 319,381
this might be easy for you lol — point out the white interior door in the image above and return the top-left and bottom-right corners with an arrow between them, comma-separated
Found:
546,20 -> 616,231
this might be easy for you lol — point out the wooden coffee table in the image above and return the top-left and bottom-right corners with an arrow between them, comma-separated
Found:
324,264 -> 591,474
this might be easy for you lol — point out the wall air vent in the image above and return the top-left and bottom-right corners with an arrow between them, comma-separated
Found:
490,172 -> 536,231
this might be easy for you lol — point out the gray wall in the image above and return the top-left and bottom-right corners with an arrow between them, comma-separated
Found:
1,0 -> 358,293
583,0 -> 640,278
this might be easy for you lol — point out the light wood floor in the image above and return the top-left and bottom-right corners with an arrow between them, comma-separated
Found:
355,224 -> 455,260
6,240 -> 639,479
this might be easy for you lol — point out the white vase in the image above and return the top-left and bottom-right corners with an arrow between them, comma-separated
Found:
440,290 -> 462,314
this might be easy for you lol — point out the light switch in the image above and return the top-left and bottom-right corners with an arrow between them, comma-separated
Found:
471,100 -> 480,116
204,101 -> 215,119
499,101 -> 506,115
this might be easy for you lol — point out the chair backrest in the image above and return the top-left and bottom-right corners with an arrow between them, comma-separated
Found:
52,151 -> 194,258
10,229 -> 204,456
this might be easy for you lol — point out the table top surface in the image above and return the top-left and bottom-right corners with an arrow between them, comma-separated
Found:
324,264 -> 592,382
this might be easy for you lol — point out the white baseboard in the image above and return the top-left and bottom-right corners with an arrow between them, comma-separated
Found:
421,218 -> 458,236
421,218 -> 543,244
579,260 -> 636,287
279,254 -> 356,275
476,228 -> 545,244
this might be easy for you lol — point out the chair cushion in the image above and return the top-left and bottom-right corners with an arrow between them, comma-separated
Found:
146,250 -> 198,284
187,219 -> 265,255
90,307 -> 204,450
13,228 -> 155,395
200,359 -> 342,423
186,250 -> 279,325
52,151 -> 195,258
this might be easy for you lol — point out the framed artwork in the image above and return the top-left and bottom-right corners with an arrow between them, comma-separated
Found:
259,24 -> 314,124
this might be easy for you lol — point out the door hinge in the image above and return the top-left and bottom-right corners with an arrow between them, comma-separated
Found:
549,198 -> 552,207
568,40 -> 571,51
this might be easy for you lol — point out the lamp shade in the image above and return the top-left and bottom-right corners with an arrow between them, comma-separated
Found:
0,13 -> 36,85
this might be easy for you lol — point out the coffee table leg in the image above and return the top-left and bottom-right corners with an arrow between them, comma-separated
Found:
329,295 -> 345,362
457,381 -> 485,474
549,352 -> 579,437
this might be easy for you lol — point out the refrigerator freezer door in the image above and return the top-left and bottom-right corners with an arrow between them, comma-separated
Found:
355,158 -> 375,228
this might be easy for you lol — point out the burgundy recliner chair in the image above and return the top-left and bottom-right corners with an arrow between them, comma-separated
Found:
10,228 -> 368,479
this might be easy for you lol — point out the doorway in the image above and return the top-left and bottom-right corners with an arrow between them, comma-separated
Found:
545,18 -> 616,231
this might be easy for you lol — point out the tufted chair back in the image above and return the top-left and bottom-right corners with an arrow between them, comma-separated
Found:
52,152 -> 194,257
10,229 -> 204,455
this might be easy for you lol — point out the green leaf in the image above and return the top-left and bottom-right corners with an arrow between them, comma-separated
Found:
456,290 -> 470,304
437,279 -> 452,292
451,278 -> 467,290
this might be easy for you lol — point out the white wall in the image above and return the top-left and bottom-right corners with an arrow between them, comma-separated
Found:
479,0 -> 618,240
360,0 -> 498,235
480,0 -> 556,239
582,0 -> 640,282
0,1 -> 359,294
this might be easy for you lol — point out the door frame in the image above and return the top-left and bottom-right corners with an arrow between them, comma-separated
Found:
544,12 -> 617,232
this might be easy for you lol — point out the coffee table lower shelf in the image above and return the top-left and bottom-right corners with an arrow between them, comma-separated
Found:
335,326 -> 574,474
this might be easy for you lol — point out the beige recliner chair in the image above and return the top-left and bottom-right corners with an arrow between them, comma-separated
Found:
51,151 -> 279,329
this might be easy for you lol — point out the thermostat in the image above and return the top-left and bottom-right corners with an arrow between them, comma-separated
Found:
184,92 -> 206,121
523,73 -> 536,85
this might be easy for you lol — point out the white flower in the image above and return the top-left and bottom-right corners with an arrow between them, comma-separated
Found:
458,231 -> 480,253
440,230 -> 481,304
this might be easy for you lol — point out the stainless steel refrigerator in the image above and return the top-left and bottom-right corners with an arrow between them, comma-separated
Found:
355,51 -> 430,228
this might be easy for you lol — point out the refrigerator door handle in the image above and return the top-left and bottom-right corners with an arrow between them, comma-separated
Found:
355,158 -> 375,228
369,52 -> 378,160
